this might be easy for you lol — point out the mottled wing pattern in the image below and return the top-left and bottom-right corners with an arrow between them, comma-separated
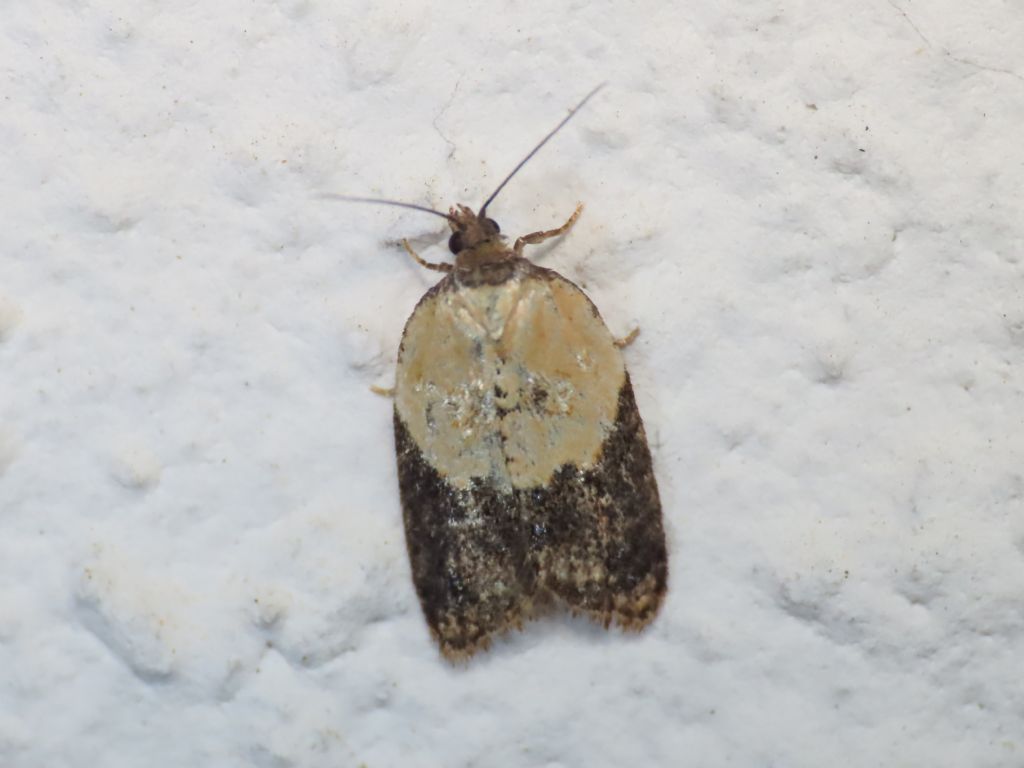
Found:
527,376 -> 666,628
396,414 -> 537,657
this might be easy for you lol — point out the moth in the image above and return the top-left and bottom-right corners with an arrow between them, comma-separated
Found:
346,86 -> 667,659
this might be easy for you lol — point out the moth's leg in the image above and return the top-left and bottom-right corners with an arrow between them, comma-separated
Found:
513,204 -> 584,255
614,327 -> 640,349
370,384 -> 395,397
402,239 -> 452,273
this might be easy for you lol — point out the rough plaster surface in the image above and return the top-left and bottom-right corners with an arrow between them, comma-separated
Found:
2,1 -> 1023,766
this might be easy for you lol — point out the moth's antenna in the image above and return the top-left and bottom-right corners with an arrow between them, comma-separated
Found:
478,83 -> 606,218
322,194 -> 456,223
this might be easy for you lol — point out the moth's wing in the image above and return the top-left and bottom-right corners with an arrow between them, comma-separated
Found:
512,272 -> 667,628
394,414 -> 534,659
529,374 -> 667,628
393,278 -> 536,659
393,268 -> 667,658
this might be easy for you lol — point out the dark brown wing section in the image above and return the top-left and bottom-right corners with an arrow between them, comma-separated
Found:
395,413 -> 537,659
394,375 -> 667,660
528,375 -> 667,628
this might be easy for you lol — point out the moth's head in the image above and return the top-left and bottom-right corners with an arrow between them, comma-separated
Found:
447,204 -> 503,255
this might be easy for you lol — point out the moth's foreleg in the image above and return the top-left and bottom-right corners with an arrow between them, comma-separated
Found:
513,204 -> 584,255
402,239 -> 452,273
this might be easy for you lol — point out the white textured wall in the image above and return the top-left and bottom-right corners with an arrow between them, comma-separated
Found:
3,1 -> 1023,766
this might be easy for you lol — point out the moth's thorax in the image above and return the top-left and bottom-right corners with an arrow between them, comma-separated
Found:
454,241 -> 518,287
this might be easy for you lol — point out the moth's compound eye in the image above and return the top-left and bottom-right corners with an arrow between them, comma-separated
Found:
448,231 -> 464,254
484,218 -> 500,235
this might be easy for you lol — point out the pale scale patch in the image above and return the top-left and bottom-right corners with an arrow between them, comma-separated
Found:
396,274 -> 625,490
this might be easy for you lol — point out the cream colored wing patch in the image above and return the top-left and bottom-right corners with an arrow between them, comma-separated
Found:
395,274 -> 626,490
